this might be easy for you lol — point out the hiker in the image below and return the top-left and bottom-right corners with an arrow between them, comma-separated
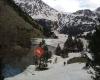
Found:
64,61 -> 66,66
55,57 -> 57,63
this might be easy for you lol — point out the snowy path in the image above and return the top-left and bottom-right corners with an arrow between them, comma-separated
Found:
4,53 -> 92,80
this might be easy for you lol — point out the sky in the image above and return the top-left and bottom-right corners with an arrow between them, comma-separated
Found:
42,0 -> 100,12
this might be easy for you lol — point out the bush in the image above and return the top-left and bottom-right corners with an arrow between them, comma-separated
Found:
55,44 -> 62,56
67,57 -> 87,64
63,36 -> 83,53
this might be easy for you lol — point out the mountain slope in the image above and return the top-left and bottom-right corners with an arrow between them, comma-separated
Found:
57,10 -> 99,35
96,7 -> 100,20
0,0 -> 44,73
14,0 -> 100,36
14,0 -> 58,21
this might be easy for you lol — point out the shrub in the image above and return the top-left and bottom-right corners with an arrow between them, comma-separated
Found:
67,57 -> 87,64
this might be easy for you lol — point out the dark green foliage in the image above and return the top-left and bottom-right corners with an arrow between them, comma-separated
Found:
0,0 -> 44,55
43,42 -> 52,60
64,35 -> 74,49
35,19 -> 58,38
85,32 -> 93,40
94,67 -> 100,80
60,26 -> 84,36
35,40 -> 52,70
89,28 -> 100,65
5,0 -> 43,31
0,0 -> 44,77
43,27 -> 51,37
63,36 -> 83,53
67,57 -> 87,64
77,39 -> 84,51
42,27 -> 57,38
0,58 -> 4,80
44,45 -> 52,59
62,48 -> 68,58
16,28 -> 31,48
89,26 -> 100,80
55,44 -> 62,56
89,29 -> 100,52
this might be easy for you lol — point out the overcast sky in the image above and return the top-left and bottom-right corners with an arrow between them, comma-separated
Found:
42,0 -> 100,12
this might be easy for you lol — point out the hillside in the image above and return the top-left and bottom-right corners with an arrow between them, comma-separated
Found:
14,0 -> 58,21
0,0 -> 44,79
0,0 -> 44,37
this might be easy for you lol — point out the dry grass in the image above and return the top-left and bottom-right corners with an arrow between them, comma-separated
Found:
67,57 -> 87,64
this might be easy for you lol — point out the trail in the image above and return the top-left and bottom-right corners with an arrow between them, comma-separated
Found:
4,53 -> 92,80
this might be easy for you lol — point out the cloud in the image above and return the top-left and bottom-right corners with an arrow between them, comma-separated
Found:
42,0 -> 80,12
80,0 -> 100,10
42,0 -> 100,12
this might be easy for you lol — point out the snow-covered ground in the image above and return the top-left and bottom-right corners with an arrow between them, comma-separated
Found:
80,38 -> 88,49
32,30 -> 68,49
4,53 -> 92,80
32,30 -> 88,50
4,31 -> 93,80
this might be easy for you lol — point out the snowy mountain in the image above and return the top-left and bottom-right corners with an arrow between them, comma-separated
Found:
96,7 -> 100,20
96,7 -> 100,13
14,0 -> 58,21
14,0 -> 100,36
57,9 -> 99,35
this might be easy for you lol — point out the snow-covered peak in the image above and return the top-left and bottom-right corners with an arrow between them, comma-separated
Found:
95,7 -> 100,19
14,0 -> 59,21
57,9 -> 99,35
73,9 -> 96,17
96,7 -> 100,12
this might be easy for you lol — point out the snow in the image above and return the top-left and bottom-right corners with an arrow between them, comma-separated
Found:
80,38 -> 88,49
32,30 -> 67,48
4,53 -> 92,80
14,0 -> 59,21
4,30 -> 93,80
85,52 -> 93,60
79,38 -> 93,60
32,13 -> 58,21
14,0 -> 100,33
32,30 -> 89,51
82,30 -> 96,37
2,65 -> 22,78
32,38 -> 65,48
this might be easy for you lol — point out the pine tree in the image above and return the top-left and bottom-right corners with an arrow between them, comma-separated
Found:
64,35 -> 74,51
73,37 -> 78,51
62,48 -> 68,58
41,39 -> 45,45
44,44 -> 49,60
77,39 -> 83,52
55,44 -> 62,56
35,40 -> 52,69
89,26 -> 100,80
